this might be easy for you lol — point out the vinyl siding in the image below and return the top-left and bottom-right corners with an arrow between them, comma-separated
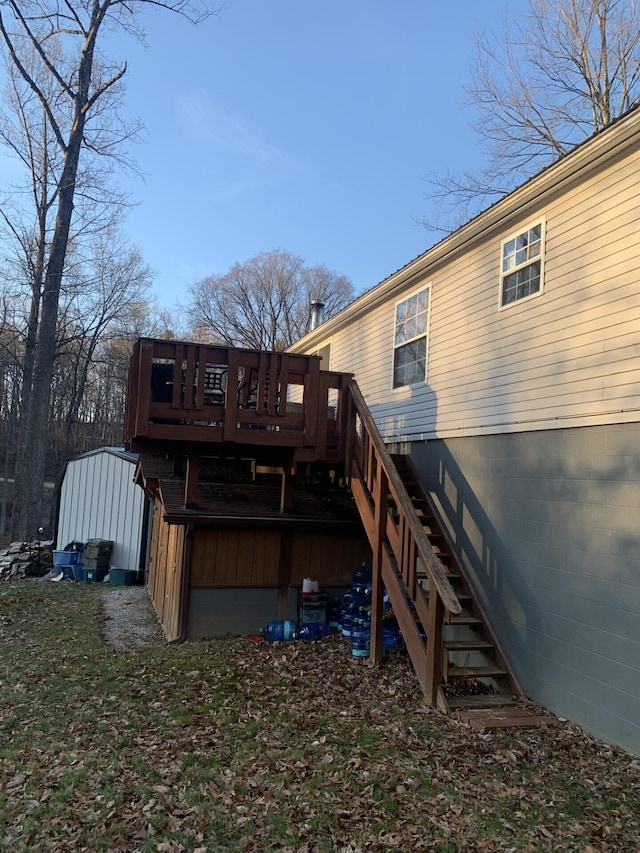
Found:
318,142 -> 640,442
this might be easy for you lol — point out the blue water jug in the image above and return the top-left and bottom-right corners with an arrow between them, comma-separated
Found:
297,622 -> 330,641
341,587 -> 363,637
260,619 -> 298,642
351,610 -> 371,658
352,561 -> 371,586
353,580 -> 372,606
382,620 -> 404,650
327,596 -> 343,630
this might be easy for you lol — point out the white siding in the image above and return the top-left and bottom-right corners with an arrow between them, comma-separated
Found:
319,142 -> 640,442
57,450 -> 147,572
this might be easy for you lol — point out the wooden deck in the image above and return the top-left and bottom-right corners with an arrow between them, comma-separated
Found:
124,338 -> 352,466
125,338 -> 527,722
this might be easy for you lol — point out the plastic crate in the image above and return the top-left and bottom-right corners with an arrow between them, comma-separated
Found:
73,565 -> 85,582
110,568 -> 136,586
84,540 -> 113,560
53,550 -> 79,567
85,567 -> 108,583
84,556 -> 111,569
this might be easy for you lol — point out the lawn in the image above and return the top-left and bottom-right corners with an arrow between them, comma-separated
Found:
1,581 -> 638,852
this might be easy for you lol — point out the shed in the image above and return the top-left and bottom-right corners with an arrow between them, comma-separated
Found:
57,446 -> 151,575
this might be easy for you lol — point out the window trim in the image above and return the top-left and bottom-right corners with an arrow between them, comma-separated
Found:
391,284 -> 431,390
499,218 -> 546,310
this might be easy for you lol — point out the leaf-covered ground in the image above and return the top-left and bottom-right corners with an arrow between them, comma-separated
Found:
1,582 -> 638,852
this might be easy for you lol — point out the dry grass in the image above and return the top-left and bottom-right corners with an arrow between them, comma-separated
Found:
1,581 -> 638,852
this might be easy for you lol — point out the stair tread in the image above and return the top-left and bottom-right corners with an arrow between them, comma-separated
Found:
446,694 -> 519,709
449,614 -> 483,625
417,575 -> 459,584
449,665 -> 508,678
445,639 -> 494,651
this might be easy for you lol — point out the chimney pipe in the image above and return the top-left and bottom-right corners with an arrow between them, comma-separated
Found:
310,299 -> 325,331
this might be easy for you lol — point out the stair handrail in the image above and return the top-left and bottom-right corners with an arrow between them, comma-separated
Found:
346,379 -> 461,616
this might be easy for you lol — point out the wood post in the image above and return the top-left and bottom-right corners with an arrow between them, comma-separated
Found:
280,470 -> 295,512
425,592 -> 445,705
277,532 -> 293,618
184,455 -> 200,509
370,466 -> 388,664
135,340 -> 153,437
223,348 -> 240,441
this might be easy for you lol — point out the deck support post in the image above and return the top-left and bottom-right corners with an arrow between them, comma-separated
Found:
370,466 -> 388,664
184,455 -> 200,509
280,471 -> 295,512
277,532 -> 293,619
425,592 -> 445,705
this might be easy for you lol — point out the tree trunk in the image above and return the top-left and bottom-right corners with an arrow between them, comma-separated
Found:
10,285 -> 41,539
14,126 -> 87,539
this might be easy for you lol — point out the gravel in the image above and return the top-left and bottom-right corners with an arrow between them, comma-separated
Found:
102,585 -> 167,649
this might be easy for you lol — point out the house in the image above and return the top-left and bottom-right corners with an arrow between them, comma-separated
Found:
287,106 -> 640,754
57,446 -> 151,576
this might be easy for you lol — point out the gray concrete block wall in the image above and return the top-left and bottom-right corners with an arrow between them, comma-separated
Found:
410,422 -> 640,755
188,588 -> 279,638
187,586 -> 349,638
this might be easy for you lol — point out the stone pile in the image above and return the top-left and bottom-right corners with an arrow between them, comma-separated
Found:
0,540 -> 55,580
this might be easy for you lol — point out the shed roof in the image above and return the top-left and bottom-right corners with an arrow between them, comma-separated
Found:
70,446 -> 138,465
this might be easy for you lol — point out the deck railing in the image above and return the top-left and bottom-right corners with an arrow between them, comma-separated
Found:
124,338 -> 352,462
344,379 -> 461,705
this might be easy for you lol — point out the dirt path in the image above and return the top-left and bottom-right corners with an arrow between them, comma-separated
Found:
102,585 -> 166,649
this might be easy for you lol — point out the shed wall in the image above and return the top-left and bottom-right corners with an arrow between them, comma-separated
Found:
147,500 -> 184,642
190,526 -> 370,588
58,451 -> 147,572
186,526 -> 370,637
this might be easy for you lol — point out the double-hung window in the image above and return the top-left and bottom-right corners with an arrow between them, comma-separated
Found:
500,221 -> 544,307
393,287 -> 429,388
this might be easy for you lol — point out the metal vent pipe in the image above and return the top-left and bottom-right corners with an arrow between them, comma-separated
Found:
310,300 -> 325,330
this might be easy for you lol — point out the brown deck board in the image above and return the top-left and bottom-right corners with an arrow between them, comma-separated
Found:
454,703 -> 558,731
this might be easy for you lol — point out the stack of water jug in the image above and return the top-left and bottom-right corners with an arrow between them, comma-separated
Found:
258,563 -> 404,655
340,562 -> 404,658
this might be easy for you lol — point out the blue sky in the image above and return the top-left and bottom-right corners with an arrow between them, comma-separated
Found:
5,0 -> 530,308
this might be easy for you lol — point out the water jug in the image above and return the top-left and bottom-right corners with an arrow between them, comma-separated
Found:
326,596 -> 343,630
352,580 -> 372,606
382,620 -> 404,650
260,619 -> 298,642
352,561 -> 371,587
297,621 -> 330,641
341,587 -> 363,637
351,610 -> 371,658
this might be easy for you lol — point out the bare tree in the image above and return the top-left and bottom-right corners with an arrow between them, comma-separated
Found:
0,42 -> 129,537
186,249 -> 355,351
46,235 -> 154,531
0,0 -> 218,538
422,0 -> 640,230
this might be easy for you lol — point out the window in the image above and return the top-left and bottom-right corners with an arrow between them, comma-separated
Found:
500,221 -> 544,307
393,287 -> 429,388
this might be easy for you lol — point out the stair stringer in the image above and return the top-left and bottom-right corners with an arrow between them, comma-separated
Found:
344,380 -> 462,707
390,453 -> 525,710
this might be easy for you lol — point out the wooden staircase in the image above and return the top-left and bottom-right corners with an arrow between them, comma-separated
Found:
390,453 -> 524,715
344,380 -> 546,727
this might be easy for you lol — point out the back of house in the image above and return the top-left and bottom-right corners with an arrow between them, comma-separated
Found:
290,106 -> 640,755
